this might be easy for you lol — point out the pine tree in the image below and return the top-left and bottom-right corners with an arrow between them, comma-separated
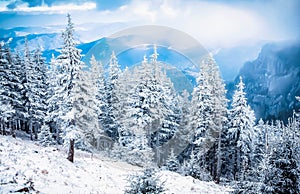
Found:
189,55 -> 227,182
39,123 -> 54,146
90,55 -> 107,133
180,149 -> 212,181
54,14 -> 85,162
12,51 -> 28,134
228,76 -> 255,181
105,51 -> 121,139
23,37 -> 35,140
125,168 -> 166,194
262,121 -> 299,194
163,148 -> 180,172
27,48 -> 48,139
117,47 -> 181,165
46,54 -> 60,142
0,41 -> 15,135
71,57 -> 103,151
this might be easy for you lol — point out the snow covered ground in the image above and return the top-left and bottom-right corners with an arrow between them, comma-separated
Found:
0,135 -> 231,193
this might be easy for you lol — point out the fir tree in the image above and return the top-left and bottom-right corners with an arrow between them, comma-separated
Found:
27,48 -> 48,139
228,76 -> 255,181
0,41 -> 15,135
163,149 -> 180,172
105,51 -> 121,139
39,123 -> 54,146
125,168 -> 166,194
90,55 -> 107,133
54,14 -> 85,162
71,57 -> 103,151
189,55 -> 227,182
46,54 -> 60,142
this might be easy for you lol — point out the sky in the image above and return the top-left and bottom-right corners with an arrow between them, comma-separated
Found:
0,0 -> 299,48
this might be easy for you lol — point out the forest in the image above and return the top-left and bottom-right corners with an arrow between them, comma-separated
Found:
0,14 -> 299,193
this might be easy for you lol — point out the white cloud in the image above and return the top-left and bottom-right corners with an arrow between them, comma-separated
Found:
1,1 -> 96,13
71,0 -> 270,48
2,0 -> 297,48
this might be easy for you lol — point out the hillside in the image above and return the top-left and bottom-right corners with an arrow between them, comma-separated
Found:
0,135 -> 231,194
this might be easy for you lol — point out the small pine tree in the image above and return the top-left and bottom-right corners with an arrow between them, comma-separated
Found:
39,124 -> 54,146
125,168 -> 166,194
163,149 -> 180,172
180,149 -> 212,181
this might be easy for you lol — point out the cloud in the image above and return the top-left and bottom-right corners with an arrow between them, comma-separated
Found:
92,0 -> 298,47
68,0 -> 270,47
0,0 -> 299,48
2,0 -> 96,13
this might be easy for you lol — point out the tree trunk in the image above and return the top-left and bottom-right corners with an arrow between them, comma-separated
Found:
34,123 -> 38,140
17,120 -> 21,131
29,120 -> 33,141
1,122 -> 5,135
215,128 -> 222,184
11,120 -> 16,138
67,139 -> 75,163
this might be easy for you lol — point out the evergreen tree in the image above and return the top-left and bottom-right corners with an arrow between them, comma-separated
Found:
23,38 -> 36,140
117,47 -> 181,165
71,56 -> 103,151
27,48 -> 48,139
163,148 -> 180,172
90,55 -> 107,133
46,54 -> 60,142
180,149 -> 212,181
39,123 -> 54,146
105,51 -> 121,139
262,122 -> 299,194
189,55 -> 227,182
228,76 -> 255,181
12,51 -> 28,134
54,14 -> 85,162
125,168 -> 166,194
0,41 -> 15,135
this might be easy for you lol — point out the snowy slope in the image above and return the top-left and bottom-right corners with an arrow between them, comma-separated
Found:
0,135 -> 231,193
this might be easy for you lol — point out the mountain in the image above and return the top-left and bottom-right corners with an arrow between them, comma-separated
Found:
231,41 -> 300,121
213,43 -> 263,81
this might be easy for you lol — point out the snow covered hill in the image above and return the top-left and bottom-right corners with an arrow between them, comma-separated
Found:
0,135 -> 231,193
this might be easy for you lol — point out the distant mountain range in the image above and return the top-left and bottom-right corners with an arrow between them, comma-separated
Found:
229,41 -> 300,121
1,27 -> 299,121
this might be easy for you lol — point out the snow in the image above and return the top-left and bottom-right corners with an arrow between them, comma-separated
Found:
0,135 -> 231,193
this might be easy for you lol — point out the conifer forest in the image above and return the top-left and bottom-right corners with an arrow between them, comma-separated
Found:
0,13 -> 299,194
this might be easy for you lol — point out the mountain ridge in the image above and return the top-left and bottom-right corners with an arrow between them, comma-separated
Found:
231,41 -> 300,121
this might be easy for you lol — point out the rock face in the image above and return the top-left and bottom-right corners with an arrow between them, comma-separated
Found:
234,41 -> 300,121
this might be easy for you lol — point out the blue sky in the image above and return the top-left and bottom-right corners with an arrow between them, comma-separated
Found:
0,0 -> 299,48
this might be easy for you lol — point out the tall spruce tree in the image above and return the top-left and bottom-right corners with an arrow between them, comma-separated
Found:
45,54 -> 61,143
71,56 -> 102,151
23,38 -> 35,140
189,55 -> 227,182
0,41 -> 15,135
28,48 -> 48,139
54,14 -> 85,162
228,76 -> 255,181
90,55 -> 107,133
105,51 -> 121,139
12,51 -> 27,134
